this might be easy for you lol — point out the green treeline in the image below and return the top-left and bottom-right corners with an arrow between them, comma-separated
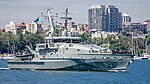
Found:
1,31 -> 150,55
80,31 -> 150,55
0,31 -> 43,54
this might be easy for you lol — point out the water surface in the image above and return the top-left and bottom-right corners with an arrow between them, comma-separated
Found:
0,60 -> 150,84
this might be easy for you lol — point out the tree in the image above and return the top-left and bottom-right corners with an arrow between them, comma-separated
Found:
23,33 -> 43,49
79,32 -> 92,43
0,32 -> 18,53
0,30 -> 44,54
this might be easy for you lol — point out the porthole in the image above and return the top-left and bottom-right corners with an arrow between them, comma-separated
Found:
66,48 -> 68,50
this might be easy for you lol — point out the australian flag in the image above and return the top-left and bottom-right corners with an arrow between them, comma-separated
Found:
34,17 -> 39,22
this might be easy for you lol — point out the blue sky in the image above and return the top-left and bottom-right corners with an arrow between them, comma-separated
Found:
0,0 -> 150,27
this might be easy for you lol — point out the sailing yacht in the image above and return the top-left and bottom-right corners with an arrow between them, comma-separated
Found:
141,40 -> 150,60
141,39 -> 150,60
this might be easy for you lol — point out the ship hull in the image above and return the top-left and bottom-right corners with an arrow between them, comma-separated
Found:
7,57 -> 131,71
0,60 -> 8,69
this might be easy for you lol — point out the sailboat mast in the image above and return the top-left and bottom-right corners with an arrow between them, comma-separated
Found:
145,40 -> 148,53
132,32 -> 134,54
13,40 -> 16,55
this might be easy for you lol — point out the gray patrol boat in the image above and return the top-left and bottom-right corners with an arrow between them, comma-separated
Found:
7,8 -> 134,71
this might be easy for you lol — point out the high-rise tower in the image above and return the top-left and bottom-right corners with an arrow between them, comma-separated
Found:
88,4 -> 122,32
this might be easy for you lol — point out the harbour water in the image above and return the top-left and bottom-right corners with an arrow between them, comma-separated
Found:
0,60 -> 150,84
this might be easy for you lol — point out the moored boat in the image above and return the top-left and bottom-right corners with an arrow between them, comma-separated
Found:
140,53 -> 150,60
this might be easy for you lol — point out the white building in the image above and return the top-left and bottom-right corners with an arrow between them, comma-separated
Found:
5,21 -> 17,34
144,20 -> 150,31
26,21 -> 42,33
91,31 -> 118,39
122,13 -> 131,23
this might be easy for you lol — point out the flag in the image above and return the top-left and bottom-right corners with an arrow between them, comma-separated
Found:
34,17 -> 39,22
43,17 -> 47,22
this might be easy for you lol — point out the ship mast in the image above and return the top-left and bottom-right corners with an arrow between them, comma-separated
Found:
61,8 -> 72,36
